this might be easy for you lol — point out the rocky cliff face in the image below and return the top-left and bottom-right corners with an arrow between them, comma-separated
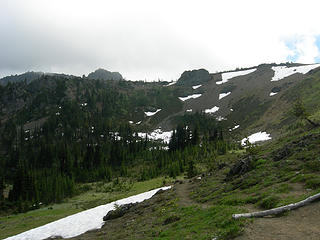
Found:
176,69 -> 211,86
87,68 -> 123,81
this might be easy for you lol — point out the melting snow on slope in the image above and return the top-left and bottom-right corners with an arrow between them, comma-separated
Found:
5,186 -> 171,240
144,109 -> 161,117
192,84 -> 202,89
138,129 -> 173,144
229,125 -> 240,131
269,92 -> 278,97
216,116 -> 226,121
216,68 -> 256,85
179,94 -> 202,101
204,106 -> 219,114
165,81 -> 177,86
219,92 -> 231,100
271,64 -> 320,81
241,131 -> 271,146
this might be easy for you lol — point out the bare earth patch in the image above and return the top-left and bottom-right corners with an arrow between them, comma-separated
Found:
235,200 -> 320,240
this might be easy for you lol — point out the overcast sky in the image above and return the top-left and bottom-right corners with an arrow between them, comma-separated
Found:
1,0 -> 320,81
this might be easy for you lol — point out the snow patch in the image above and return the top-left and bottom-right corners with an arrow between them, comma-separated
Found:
219,92 -> 231,100
144,109 -> 161,117
216,116 -> 226,121
136,121 -> 142,125
186,109 -> 192,112
269,92 -> 278,97
271,64 -> 320,81
128,121 -> 134,124
216,68 -> 256,85
229,125 -> 240,132
192,84 -> 202,89
204,106 -> 219,114
178,94 -> 202,101
165,81 -> 176,86
5,186 -> 171,240
138,129 -> 173,144
241,131 -> 271,146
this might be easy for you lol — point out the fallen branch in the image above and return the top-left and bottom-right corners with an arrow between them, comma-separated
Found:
232,192 -> 320,219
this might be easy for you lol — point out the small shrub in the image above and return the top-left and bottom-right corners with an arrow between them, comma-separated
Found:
258,195 -> 280,209
275,183 -> 293,194
163,215 -> 180,225
305,178 -> 320,189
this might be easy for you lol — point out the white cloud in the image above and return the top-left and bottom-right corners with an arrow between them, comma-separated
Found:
1,0 -> 320,80
291,35 -> 320,63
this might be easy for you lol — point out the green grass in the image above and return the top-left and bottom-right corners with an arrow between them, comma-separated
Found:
155,205 -> 245,240
0,176 -> 172,239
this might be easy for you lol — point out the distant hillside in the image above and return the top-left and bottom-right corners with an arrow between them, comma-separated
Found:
0,71 -> 44,85
0,71 -> 75,86
87,68 -> 123,81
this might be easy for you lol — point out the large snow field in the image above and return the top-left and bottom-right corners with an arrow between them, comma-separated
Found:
178,94 -> 202,101
204,106 -> 219,114
145,109 -> 161,117
5,186 -> 171,240
241,131 -> 271,146
271,64 -> 320,81
192,84 -> 202,89
216,68 -> 257,85
219,92 -> 231,100
138,128 -> 173,144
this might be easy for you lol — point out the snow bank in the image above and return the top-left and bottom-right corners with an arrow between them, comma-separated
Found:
145,109 -> 161,117
219,92 -> 231,100
5,186 -> 171,240
269,92 -> 278,97
204,106 -> 219,114
271,64 -> 320,81
192,84 -> 202,89
178,94 -> 202,101
216,68 -> 256,85
138,129 -> 173,144
241,131 -> 271,145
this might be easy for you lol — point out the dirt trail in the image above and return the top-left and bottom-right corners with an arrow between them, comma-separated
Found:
174,179 -> 210,208
174,181 -> 195,206
235,200 -> 320,240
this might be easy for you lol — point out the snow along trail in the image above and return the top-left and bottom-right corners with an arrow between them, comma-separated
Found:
5,186 -> 171,240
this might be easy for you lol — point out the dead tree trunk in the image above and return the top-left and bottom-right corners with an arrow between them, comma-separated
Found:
232,192 -> 320,219
306,118 -> 320,128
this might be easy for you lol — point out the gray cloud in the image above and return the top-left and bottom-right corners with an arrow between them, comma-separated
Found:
1,0 -> 320,81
